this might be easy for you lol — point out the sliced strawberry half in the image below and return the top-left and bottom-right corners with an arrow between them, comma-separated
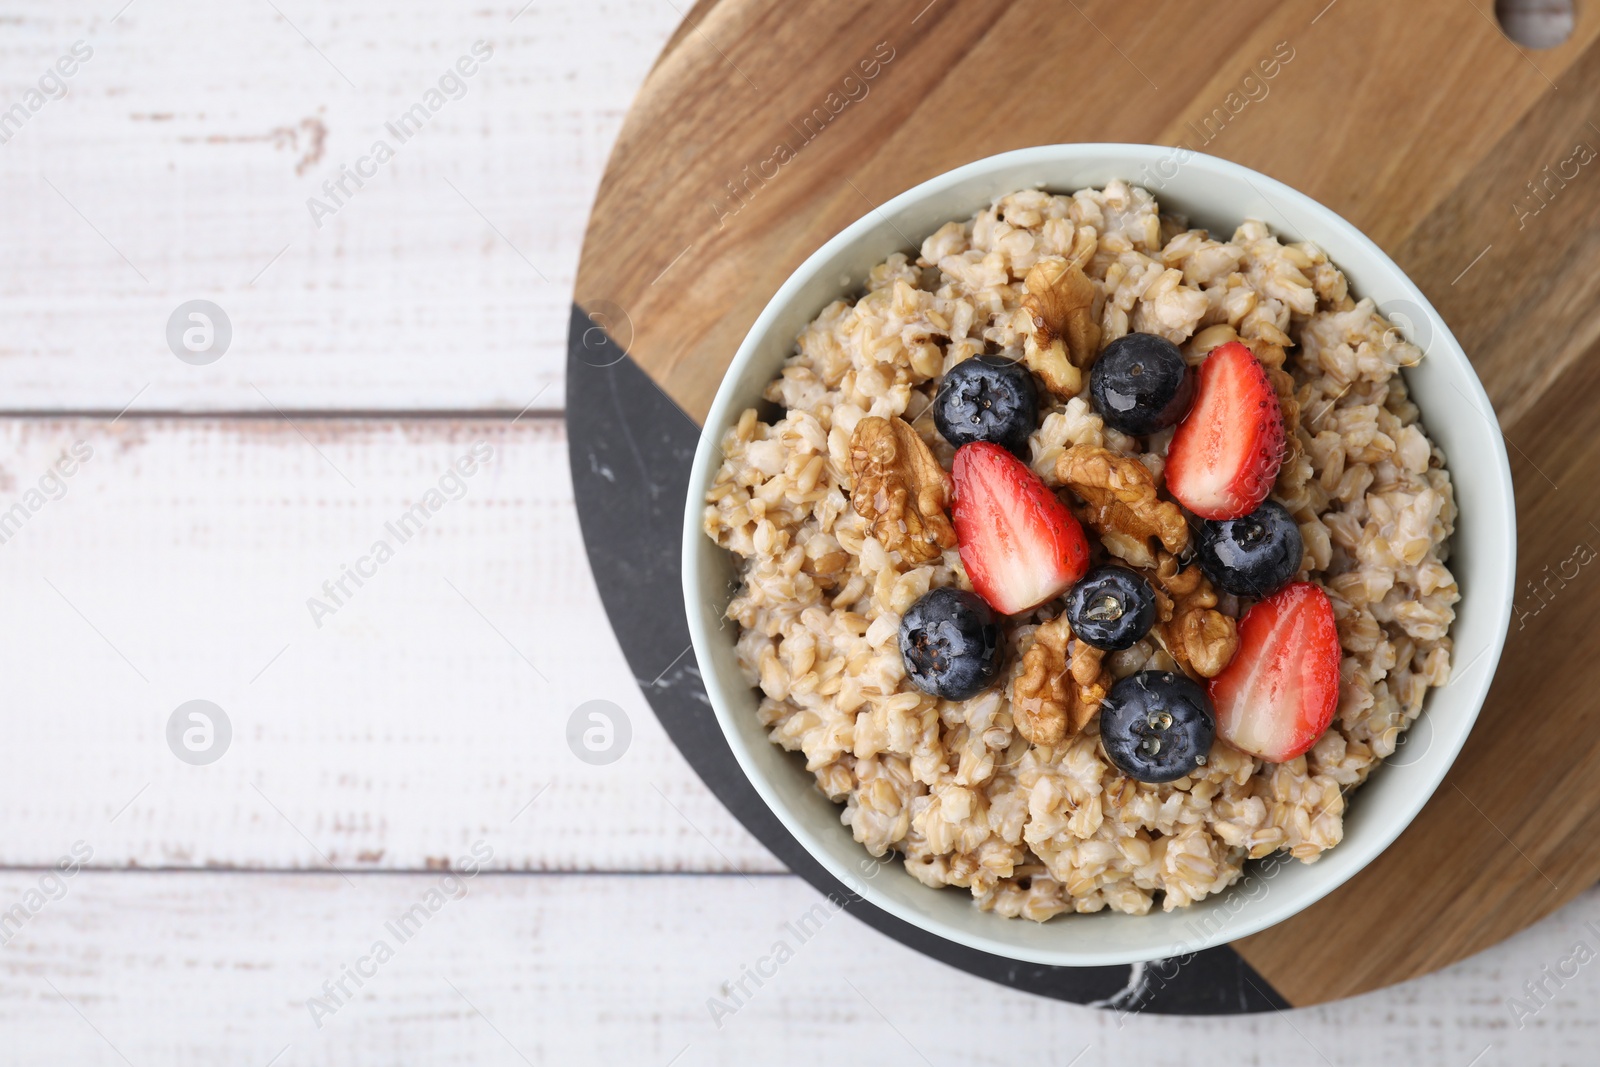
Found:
1165,340 -> 1285,521
1210,581 -> 1341,763
951,442 -> 1089,615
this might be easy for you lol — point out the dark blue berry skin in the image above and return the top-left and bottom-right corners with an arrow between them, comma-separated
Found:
899,587 -> 1002,700
1088,332 -> 1195,436
1065,566 -> 1156,651
1194,499 -> 1304,598
1099,671 -> 1215,783
933,355 -> 1039,455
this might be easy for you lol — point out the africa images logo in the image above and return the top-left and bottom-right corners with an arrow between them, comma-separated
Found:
306,442 -> 494,627
305,41 -> 494,228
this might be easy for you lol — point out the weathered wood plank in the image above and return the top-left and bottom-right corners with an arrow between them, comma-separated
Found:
0,0 -> 680,411
0,871 -> 1594,1065
0,416 -> 779,873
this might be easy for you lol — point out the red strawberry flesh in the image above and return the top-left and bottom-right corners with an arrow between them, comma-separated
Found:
951,442 -> 1089,616
1209,581 -> 1341,763
1165,341 -> 1285,521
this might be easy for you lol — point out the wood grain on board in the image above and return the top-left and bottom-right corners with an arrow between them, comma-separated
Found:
573,0 -> 1600,1004
574,0 -> 1598,424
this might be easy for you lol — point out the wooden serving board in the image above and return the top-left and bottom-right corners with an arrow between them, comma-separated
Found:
574,0 -> 1600,1006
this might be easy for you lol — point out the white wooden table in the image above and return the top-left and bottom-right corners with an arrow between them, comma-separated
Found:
0,1 -> 1590,1062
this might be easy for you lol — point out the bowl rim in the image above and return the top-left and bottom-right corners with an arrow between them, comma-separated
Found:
680,143 -> 1516,966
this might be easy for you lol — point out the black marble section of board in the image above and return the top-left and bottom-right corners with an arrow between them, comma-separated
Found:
565,303 -> 1290,1015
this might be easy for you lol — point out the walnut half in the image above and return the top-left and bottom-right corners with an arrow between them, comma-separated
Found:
847,415 -> 957,564
1021,258 -> 1101,399
1011,615 -> 1111,745
1146,552 -> 1238,679
1056,444 -> 1189,567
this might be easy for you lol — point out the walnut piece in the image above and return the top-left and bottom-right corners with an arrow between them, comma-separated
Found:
1145,552 -> 1238,679
1056,445 -> 1189,565
847,415 -> 957,564
1011,616 -> 1110,745
1022,258 -> 1101,398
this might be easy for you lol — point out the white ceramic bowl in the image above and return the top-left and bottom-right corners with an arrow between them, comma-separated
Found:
681,144 -> 1515,966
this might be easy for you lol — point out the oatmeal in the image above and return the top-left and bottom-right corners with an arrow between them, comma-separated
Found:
702,181 -> 1458,918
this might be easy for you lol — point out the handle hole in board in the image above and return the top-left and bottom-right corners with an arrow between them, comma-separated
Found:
1495,0 -> 1575,48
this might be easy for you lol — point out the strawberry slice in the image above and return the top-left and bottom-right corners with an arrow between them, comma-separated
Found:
951,442 -> 1089,615
1209,581 -> 1341,763
1165,340 -> 1285,521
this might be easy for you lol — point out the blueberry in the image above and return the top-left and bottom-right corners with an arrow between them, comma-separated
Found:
898,587 -> 1002,700
1088,332 -> 1194,435
1065,566 -> 1156,651
933,355 -> 1039,455
1099,671 -> 1215,783
1194,499 -> 1304,598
